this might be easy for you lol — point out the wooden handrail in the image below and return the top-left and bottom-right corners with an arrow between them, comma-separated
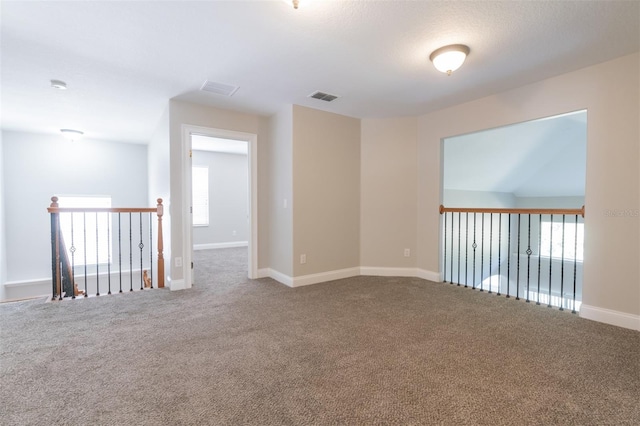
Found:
48,207 -> 158,213
439,204 -> 585,217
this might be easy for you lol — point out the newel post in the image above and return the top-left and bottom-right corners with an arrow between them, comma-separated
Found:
48,196 -> 62,300
156,198 -> 165,288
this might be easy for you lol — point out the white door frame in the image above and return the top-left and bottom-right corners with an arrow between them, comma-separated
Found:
181,124 -> 258,287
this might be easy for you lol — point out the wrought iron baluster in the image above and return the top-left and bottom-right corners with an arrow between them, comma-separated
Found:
488,213 -> 492,294
118,213 -> 122,293
70,213 -> 76,299
507,214 -> 512,298
107,212 -> 111,295
525,214 -> 532,303
480,213 -> 485,292
497,213 -> 501,296
547,215 -> 553,308
465,212 -> 469,288
536,214 -> 542,305
472,212 -> 477,289
129,212 -> 133,292
457,212 -> 461,286
83,212 -> 88,297
149,212 -> 154,289
139,213 -> 144,290
96,212 -> 100,296
443,211 -> 448,283
572,214 -> 578,314
516,214 -> 521,301
559,215 -> 566,311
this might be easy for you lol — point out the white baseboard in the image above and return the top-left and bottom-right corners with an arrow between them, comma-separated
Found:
292,267 -> 360,287
265,269 -> 294,287
194,242 -> 248,250
580,304 -> 640,331
257,268 -> 270,279
416,269 -> 442,283
167,276 -> 186,291
360,267 -> 419,277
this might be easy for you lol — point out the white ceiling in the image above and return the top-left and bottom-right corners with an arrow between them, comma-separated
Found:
1,1 -> 638,144
444,110 -> 587,197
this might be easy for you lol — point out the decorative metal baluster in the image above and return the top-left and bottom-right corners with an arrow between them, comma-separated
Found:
472,212 -> 477,289
83,212 -> 88,297
572,214 -> 579,313
465,212 -> 469,288
443,211 -> 448,282
129,213 -> 133,292
149,212 -> 154,289
525,214 -> 532,303
497,213 -> 501,296
547,215 -> 553,308
70,213 -> 76,299
506,214 -> 511,298
107,212 -> 111,295
118,213 -> 123,293
559,215 -> 566,311
139,213 -> 144,290
516,214 -> 521,300
480,213 -> 485,292
457,212 -> 461,286
488,213 -> 493,294
536,214 -> 542,305
96,212 -> 100,296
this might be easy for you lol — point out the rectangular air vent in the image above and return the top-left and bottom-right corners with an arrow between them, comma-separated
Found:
200,80 -> 239,97
308,91 -> 339,102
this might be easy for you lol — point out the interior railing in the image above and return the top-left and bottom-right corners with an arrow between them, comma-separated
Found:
439,205 -> 585,313
48,197 -> 165,300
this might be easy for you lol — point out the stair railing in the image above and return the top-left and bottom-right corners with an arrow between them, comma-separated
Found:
48,197 -> 165,300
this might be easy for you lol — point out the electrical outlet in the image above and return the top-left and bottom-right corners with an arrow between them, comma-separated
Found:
175,257 -> 183,267
404,249 -> 411,257
300,254 -> 307,264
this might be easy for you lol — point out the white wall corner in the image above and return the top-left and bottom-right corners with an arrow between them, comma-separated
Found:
257,268 -> 271,279
292,267 -> 360,287
579,304 -> 640,331
266,269 -> 294,287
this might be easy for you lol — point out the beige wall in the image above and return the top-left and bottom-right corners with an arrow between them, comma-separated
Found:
360,117 -> 418,268
292,105 -> 361,276
417,53 -> 639,317
169,100 -> 271,281
267,106 -> 294,276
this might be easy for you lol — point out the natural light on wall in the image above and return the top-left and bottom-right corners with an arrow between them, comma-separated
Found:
57,195 -> 112,265
192,166 -> 209,226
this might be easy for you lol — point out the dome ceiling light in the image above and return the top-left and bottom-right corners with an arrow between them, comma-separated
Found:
429,44 -> 470,76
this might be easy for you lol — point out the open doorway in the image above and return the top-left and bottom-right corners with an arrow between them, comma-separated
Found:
181,125 -> 258,288
191,135 -> 249,285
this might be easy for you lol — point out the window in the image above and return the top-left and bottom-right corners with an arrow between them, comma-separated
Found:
57,195 -> 112,265
192,166 -> 209,226
540,220 -> 584,261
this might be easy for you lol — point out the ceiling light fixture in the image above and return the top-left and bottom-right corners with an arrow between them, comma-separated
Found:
429,44 -> 470,76
284,0 -> 300,9
60,129 -> 84,141
50,79 -> 67,90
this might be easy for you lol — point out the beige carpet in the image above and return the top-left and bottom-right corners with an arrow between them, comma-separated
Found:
1,247 -> 638,425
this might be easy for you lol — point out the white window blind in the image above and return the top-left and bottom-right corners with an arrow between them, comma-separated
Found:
57,195 -> 112,265
192,166 -> 209,226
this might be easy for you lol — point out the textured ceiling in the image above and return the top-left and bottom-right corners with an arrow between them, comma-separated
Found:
1,0 -> 638,143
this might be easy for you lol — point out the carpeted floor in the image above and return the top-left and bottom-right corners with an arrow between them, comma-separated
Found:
1,247 -> 639,425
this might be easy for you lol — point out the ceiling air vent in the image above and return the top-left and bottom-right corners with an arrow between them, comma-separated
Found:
308,91 -> 339,102
200,80 -> 239,97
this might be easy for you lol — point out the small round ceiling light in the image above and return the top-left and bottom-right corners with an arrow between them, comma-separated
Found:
60,129 -> 84,141
429,44 -> 470,76
50,79 -> 67,90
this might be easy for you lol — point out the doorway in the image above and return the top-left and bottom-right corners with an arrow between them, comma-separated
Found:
181,125 -> 258,288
